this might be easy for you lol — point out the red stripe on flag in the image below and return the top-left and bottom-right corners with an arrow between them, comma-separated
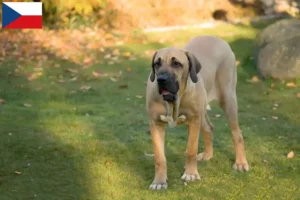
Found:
4,16 -> 42,29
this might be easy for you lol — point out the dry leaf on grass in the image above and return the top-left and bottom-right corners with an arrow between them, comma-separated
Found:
27,72 -> 43,81
110,77 -> 117,82
24,103 -> 32,107
144,152 -> 154,157
287,151 -> 294,159
250,76 -> 260,83
66,68 -> 78,73
14,171 -> 22,175
119,84 -> 128,89
122,52 -> 131,58
70,90 -> 77,94
92,71 -> 101,77
80,85 -> 91,91
235,60 -> 240,66
215,114 -> 221,118
69,77 -> 78,82
104,54 -> 111,59
126,67 -> 132,72
136,95 -> 143,99
297,93 -> 300,98
272,116 -> 278,120
112,49 -> 120,56
0,98 -> 5,104
83,56 -> 92,64
286,82 -> 297,88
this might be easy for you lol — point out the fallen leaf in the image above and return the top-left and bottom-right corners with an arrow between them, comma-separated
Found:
80,85 -> 91,91
111,56 -> 119,61
297,93 -> 300,98
272,107 -> 277,110
271,83 -> 275,88
14,171 -> 22,175
27,72 -> 43,81
286,82 -> 296,87
136,95 -> 143,98
262,117 -> 266,120
57,79 -> 65,83
110,77 -> 117,82
215,114 -> 221,118
251,76 -> 260,83
54,64 -> 60,68
69,77 -> 77,82
273,103 -> 279,107
126,67 -> 132,72
104,54 -> 111,59
235,60 -> 240,66
92,71 -> 101,77
24,103 -> 32,107
108,61 -> 115,65
70,90 -> 77,94
106,161 -> 111,165
119,84 -> 128,88
0,98 -> 5,104
66,68 -> 78,73
272,116 -> 278,120
144,152 -> 154,157
83,56 -> 92,64
122,52 -> 131,58
112,49 -> 120,56
287,151 -> 294,159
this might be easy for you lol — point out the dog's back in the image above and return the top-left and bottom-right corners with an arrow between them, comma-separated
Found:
184,36 -> 236,103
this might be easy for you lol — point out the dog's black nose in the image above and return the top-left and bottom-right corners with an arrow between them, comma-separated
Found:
157,73 -> 168,84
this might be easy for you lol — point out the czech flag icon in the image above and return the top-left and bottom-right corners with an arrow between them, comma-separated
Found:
2,2 -> 42,29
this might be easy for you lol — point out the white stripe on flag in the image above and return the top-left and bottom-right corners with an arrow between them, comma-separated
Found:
3,2 -> 42,16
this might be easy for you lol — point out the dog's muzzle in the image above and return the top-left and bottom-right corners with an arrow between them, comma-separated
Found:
157,73 -> 179,102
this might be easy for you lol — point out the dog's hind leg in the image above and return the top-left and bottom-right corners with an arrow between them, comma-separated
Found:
216,54 -> 249,171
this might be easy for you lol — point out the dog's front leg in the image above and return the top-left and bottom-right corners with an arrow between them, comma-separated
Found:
182,119 -> 201,182
149,121 -> 167,190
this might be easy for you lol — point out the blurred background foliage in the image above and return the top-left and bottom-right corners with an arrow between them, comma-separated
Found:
0,0 -> 299,31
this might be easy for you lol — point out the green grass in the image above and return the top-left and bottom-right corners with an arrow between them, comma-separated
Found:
1,22 -> 300,200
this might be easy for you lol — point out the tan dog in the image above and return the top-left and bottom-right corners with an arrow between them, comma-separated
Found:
146,36 -> 249,190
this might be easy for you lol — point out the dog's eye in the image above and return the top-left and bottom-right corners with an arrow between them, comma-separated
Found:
153,62 -> 160,68
173,61 -> 182,67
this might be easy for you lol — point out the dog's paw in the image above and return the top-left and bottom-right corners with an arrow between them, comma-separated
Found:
181,172 -> 201,182
197,152 -> 213,161
149,182 -> 168,190
233,162 -> 249,172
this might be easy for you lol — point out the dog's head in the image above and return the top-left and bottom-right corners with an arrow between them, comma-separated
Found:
150,48 -> 201,102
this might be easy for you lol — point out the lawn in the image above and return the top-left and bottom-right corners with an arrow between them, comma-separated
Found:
0,21 -> 300,200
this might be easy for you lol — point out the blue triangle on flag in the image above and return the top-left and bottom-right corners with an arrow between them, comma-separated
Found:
2,3 -> 22,28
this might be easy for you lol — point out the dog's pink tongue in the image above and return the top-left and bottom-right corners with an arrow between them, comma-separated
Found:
161,90 -> 171,95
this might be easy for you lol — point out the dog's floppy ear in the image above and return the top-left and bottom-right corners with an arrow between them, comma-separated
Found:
184,50 -> 201,83
150,51 -> 157,82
